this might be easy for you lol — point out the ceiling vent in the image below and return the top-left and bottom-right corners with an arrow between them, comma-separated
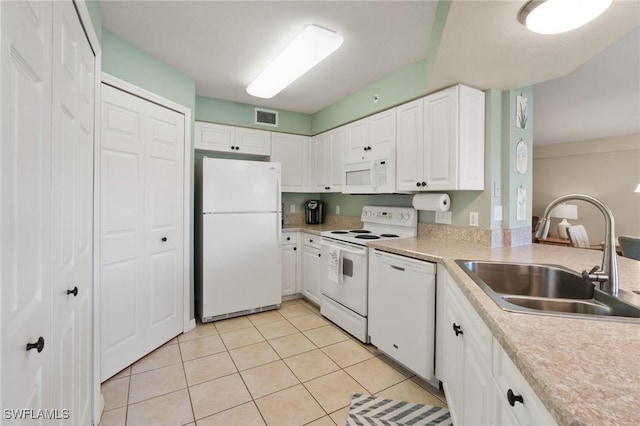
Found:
255,108 -> 278,127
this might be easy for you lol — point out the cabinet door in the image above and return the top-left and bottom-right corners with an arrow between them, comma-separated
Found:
235,127 -> 271,156
195,122 -> 234,152
310,134 -> 329,192
281,244 -> 298,296
272,134 -> 309,192
461,344 -> 493,425
302,245 -> 321,305
396,99 -> 425,191
1,0 -> 53,413
424,86 -> 458,190
345,118 -> 368,160
327,128 -> 345,192
368,108 -> 396,152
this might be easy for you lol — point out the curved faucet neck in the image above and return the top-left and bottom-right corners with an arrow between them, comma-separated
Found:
535,194 -> 618,295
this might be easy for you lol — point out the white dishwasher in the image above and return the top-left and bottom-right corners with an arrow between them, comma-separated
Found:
368,249 -> 436,380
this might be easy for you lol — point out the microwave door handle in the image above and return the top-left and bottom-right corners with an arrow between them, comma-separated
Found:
370,160 -> 377,190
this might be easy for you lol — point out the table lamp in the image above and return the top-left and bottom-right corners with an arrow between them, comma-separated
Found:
550,203 -> 578,239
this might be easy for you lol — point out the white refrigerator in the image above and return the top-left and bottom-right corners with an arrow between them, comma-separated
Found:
196,158 -> 282,322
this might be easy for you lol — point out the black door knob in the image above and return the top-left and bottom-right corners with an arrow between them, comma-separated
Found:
293,247 -> 297,251
286,236 -> 291,241
452,323 -> 463,336
318,253 -> 321,257
421,182 -> 427,187
235,146 -> 240,150
416,182 -> 421,187
67,286 -> 78,297
507,389 -> 524,407
162,237 -> 167,242
26,337 -> 45,353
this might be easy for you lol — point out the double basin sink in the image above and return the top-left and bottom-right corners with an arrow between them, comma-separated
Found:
456,260 -> 640,322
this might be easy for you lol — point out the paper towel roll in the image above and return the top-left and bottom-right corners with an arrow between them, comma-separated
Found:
412,193 -> 450,211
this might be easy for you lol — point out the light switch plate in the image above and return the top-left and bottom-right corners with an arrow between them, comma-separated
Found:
470,211 -> 479,227
435,211 -> 452,224
336,205 -> 340,215
494,206 -> 503,221
290,204 -> 296,213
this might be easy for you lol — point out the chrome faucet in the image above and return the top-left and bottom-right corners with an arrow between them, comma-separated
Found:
535,194 -> 619,295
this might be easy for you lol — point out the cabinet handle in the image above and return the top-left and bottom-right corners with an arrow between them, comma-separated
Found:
286,236 -> 291,241
416,182 -> 421,187
421,182 -> 427,187
293,247 -> 297,251
67,286 -> 78,297
507,389 -> 524,407
236,146 -> 240,151
26,337 -> 45,353
162,237 -> 168,242
452,322 -> 463,336
318,253 -> 321,257
392,344 -> 398,349
390,265 -> 405,272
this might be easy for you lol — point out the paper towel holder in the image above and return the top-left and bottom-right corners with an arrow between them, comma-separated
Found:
412,193 -> 451,211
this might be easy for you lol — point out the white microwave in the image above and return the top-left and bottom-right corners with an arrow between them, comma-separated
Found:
343,149 -> 396,194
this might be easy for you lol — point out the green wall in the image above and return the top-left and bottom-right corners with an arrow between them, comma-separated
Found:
196,97 -> 311,135
85,0 -> 102,44
102,30 -> 196,111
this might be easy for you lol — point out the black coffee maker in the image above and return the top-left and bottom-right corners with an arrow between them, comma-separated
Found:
305,200 -> 324,224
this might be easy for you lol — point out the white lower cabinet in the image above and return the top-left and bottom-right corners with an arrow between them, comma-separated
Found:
491,339 -> 557,425
281,233 -> 299,296
301,234 -> 322,304
436,266 -> 556,425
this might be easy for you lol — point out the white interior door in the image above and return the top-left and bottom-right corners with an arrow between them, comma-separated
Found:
50,2 -> 95,424
1,0 -> 53,416
144,95 -> 185,350
100,83 -> 184,381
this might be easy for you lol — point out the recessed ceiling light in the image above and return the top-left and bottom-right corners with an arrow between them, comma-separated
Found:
518,0 -> 612,35
246,24 -> 343,99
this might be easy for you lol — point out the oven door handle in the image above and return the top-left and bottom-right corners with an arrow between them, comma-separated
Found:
321,240 -> 367,255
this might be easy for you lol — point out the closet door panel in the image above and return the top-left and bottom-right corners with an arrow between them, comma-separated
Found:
145,103 -> 184,350
50,2 -> 95,423
1,0 -> 53,414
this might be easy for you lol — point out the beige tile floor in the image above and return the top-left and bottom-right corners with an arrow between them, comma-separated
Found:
99,298 -> 447,426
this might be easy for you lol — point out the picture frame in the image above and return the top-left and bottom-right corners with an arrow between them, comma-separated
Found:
516,94 -> 528,129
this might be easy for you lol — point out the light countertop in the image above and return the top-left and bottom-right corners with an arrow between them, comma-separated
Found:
367,238 -> 640,426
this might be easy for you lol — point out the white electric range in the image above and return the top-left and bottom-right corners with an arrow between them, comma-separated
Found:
319,206 -> 417,342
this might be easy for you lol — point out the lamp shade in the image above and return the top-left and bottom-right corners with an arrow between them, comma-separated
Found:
518,0 -> 612,35
550,203 -> 578,220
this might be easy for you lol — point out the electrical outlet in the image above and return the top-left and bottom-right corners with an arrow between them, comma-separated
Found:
336,205 -> 340,215
494,206 -> 503,221
470,211 -> 479,227
435,211 -> 452,224
290,204 -> 296,213
493,180 -> 501,198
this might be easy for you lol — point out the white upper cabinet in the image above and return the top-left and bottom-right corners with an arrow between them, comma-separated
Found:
311,127 -> 344,193
195,121 -> 271,156
396,85 -> 485,192
271,133 -> 310,192
345,108 -> 396,161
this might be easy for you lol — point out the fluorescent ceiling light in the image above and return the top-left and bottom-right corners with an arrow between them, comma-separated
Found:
246,24 -> 343,99
518,0 -> 612,35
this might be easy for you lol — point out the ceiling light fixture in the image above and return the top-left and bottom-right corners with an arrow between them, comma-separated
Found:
518,0 -> 612,35
246,24 -> 343,99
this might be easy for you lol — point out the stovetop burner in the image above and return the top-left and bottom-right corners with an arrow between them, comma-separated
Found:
350,229 -> 371,234
331,231 -> 349,234
380,234 -> 399,238
355,235 -> 380,240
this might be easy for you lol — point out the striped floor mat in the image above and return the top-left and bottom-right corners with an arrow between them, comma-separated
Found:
346,393 -> 452,426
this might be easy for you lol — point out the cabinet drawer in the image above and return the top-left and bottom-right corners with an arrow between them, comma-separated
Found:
281,232 -> 297,245
492,339 -> 556,425
302,234 -> 321,249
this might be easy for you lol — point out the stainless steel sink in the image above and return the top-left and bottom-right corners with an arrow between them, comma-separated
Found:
455,260 -> 640,322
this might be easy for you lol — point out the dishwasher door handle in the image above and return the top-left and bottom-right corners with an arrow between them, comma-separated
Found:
390,265 -> 405,272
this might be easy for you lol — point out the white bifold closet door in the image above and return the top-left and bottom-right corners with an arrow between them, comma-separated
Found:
100,83 -> 185,381
50,2 -> 95,424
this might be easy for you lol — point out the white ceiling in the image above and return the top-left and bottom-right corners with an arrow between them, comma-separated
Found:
100,0 -> 438,114
100,1 -> 640,144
